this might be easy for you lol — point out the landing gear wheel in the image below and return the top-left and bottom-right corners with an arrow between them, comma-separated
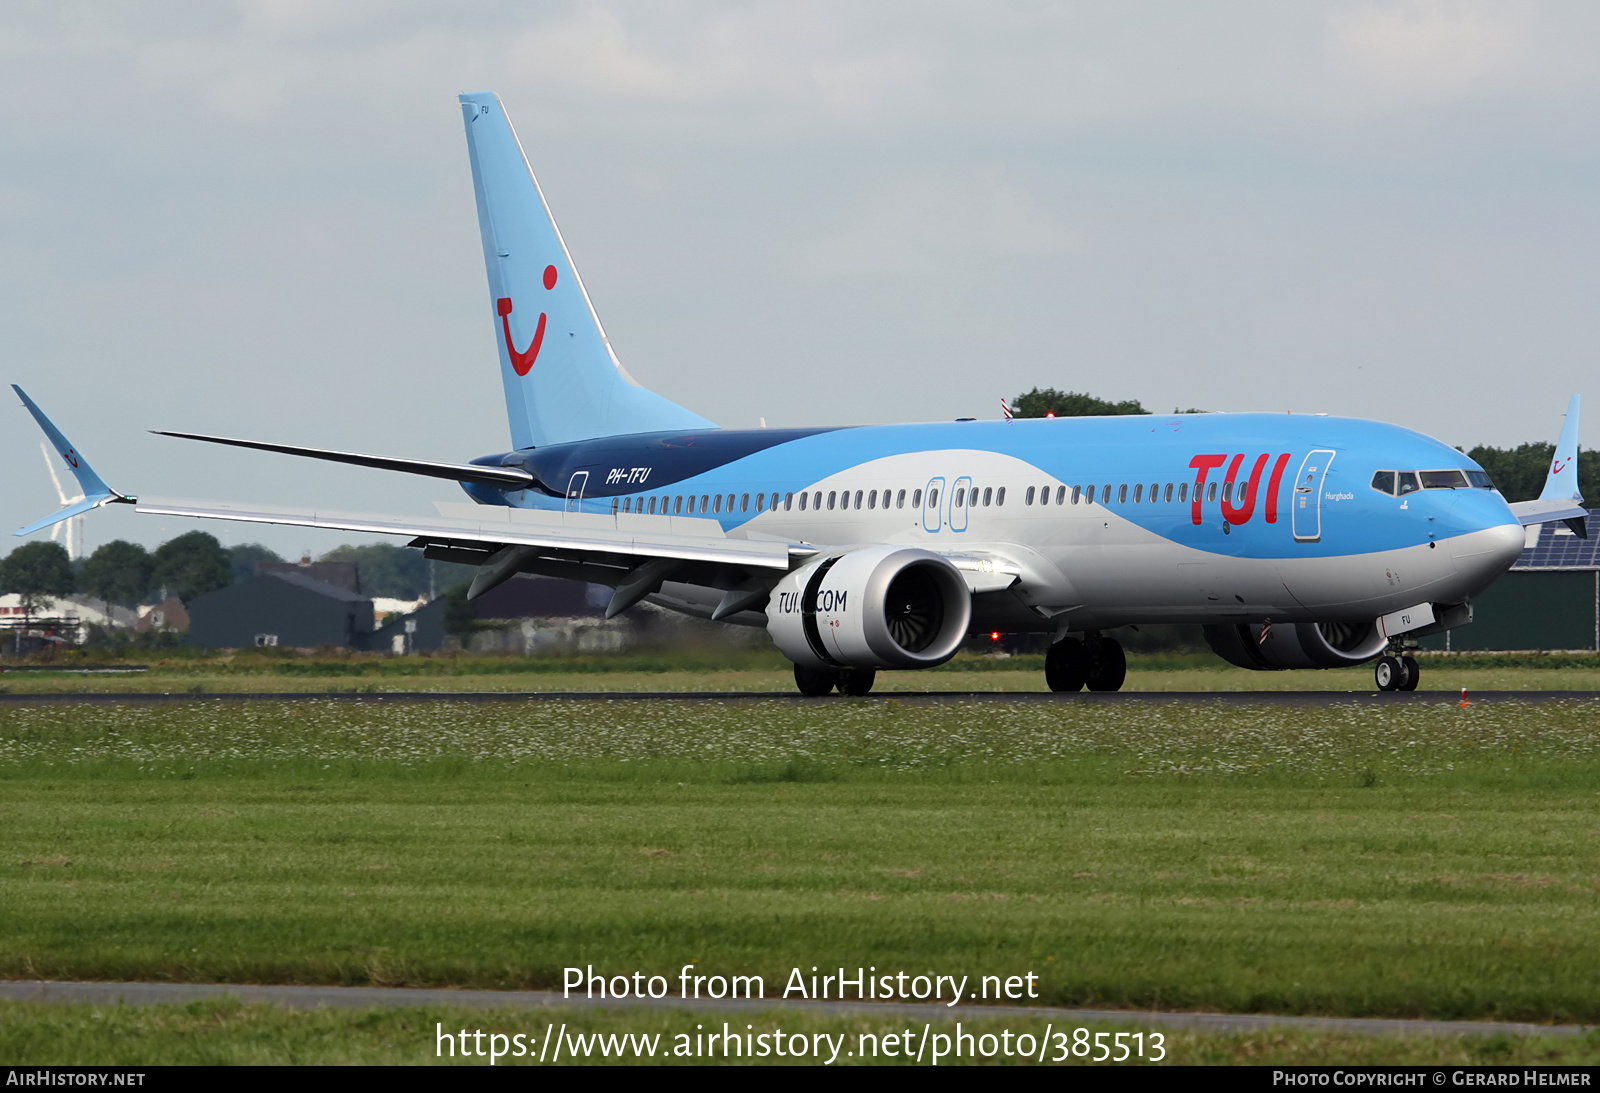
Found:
1086,637 -> 1127,693
794,664 -> 841,696
838,669 -> 877,696
1045,638 -> 1091,692
1374,655 -> 1403,692
1399,655 -> 1419,692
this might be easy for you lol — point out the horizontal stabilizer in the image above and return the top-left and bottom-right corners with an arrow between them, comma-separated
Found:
1508,498 -> 1589,539
151,430 -> 538,489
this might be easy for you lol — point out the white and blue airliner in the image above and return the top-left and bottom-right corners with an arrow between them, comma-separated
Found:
12,93 -> 1588,695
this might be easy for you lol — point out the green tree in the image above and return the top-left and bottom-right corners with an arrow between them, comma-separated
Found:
1466,445 -> 1600,504
319,543 -> 474,600
1011,387 -> 1149,418
81,540 -> 154,608
441,584 -> 477,638
152,531 -> 232,603
228,543 -> 284,584
1,541 -> 77,652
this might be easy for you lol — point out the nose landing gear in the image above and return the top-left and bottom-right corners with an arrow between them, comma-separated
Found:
1374,646 -> 1420,692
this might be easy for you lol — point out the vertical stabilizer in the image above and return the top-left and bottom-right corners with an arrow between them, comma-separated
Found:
1538,394 -> 1583,503
458,92 -> 715,449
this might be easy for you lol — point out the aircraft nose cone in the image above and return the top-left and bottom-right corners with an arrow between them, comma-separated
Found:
1448,520 -> 1526,596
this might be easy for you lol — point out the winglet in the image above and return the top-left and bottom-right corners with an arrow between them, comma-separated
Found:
1538,394 -> 1582,503
11,385 -> 134,537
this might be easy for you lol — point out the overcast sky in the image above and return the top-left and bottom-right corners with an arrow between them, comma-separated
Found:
4,1 -> 1598,558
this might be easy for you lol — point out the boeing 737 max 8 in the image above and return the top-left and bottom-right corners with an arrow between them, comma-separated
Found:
11,92 -> 1588,694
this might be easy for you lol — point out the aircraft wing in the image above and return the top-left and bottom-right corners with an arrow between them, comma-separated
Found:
136,497 -> 805,567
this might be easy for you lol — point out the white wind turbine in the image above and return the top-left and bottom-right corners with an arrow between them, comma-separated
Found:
40,441 -> 84,559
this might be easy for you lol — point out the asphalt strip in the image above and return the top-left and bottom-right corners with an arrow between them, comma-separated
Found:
0,981 -> 1592,1039
1,690 -> 1598,705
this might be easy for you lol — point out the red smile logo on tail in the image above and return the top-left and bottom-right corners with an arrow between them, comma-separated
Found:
498,264 -> 559,376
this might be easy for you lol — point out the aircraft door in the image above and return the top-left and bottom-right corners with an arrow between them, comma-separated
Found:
950,476 -> 972,532
565,470 -> 589,512
1291,450 -> 1335,543
922,477 -> 945,532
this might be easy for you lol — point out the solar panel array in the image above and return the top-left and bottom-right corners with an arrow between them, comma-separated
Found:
1512,510 -> 1600,571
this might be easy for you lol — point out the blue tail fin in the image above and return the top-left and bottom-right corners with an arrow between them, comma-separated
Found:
458,92 -> 715,449
1538,394 -> 1583,503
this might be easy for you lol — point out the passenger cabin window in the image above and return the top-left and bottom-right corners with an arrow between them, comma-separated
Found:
1025,486 -> 1036,505
1118,484 -> 1128,504
897,489 -> 907,508
1149,483 -> 1159,502
983,487 -> 993,506
954,487 -> 966,508
1207,482 -> 1217,503
611,497 -> 619,514
854,490 -> 863,509
799,492 -> 808,511
928,488 -> 938,508
996,487 -> 1006,506
1071,485 -> 1081,505
912,489 -> 922,507
713,494 -> 722,513
1132,483 -> 1143,503
1178,483 -> 1188,503
868,490 -> 877,509
828,491 -> 837,510
784,492 -> 793,510
674,496 -> 684,514
1163,483 -> 1173,503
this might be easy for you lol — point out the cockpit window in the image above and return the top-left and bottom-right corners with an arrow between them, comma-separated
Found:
1370,470 -> 1396,495
1419,470 -> 1468,490
1396,472 -> 1420,496
1466,470 -> 1496,490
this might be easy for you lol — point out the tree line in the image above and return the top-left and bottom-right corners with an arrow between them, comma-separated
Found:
0,533 -> 474,616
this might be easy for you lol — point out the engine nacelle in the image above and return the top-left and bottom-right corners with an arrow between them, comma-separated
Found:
1203,619 -> 1389,671
766,546 -> 971,670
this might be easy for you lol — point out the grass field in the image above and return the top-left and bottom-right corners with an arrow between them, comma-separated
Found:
5,648 -> 1600,693
3,693 -> 1598,1060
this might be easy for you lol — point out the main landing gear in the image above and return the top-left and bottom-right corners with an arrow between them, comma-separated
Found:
1045,632 -> 1127,693
1374,647 -> 1420,692
793,664 -> 877,696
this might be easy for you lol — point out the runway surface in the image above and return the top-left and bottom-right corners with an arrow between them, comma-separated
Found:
1,689 -> 1597,704
0,980 -> 1590,1040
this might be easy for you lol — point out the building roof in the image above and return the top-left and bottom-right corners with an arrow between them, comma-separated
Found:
1512,510 -> 1600,571
262,570 -> 372,602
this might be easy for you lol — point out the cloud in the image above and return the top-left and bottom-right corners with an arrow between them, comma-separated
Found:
799,173 -> 1086,278
1327,1 -> 1531,103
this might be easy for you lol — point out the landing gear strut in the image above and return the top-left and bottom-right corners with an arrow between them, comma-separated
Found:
1374,646 -> 1420,692
1046,632 -> 1126,692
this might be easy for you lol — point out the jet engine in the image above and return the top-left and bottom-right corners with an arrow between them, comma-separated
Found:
1203,619 -> 1389,671
766,546 -> 971,670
